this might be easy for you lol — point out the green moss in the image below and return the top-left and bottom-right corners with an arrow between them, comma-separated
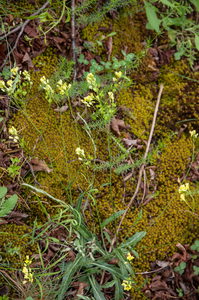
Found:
0,224 -> 37,268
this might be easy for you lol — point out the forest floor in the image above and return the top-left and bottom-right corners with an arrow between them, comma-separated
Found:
0,1 -> 199,300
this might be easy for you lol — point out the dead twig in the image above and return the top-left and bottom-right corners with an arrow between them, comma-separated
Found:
0,0 -> 50,71
110,84 -> 164,250
71,0 -> 77,81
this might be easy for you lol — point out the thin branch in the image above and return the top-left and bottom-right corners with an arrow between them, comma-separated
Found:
0,0 -> 50,71
110,84 -> 164,250
71,0 -> 77,81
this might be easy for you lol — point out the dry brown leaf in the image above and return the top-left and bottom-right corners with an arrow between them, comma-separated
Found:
156,260 -> 170,268
13,50 -> 23,64
24,25 -> 38,38
61,31 -> 70,40
106,36 -> 112,61
6,211 -> 29,218
110,118 -> 126,135
123,138 -> 138,147
149,168 -> 155,180
73,282 -> 88,299
148,64 -> 159,72
22,52 -> 34,70
149,279 -> 167,291
54,105 -> 68,113
30,158 -> 52,174
176,242 -> 186,253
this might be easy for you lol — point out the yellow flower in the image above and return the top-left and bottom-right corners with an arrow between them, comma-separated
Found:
9,126 -> 17,136
82,93 -> 94,107
122,278 -> 135,291
190,130 -> 198,139
115,71 -> 122,78
11,67 -> 19,76
7,80 -> 13,87
75,147 -> 85,160
108,92 -> 114,102
126,252 -> 134,261
180,194 -> 185,201
0,80 -> 6,89
178,183 -> 189,194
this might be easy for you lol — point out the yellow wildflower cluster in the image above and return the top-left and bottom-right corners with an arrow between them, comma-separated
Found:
8,126 -> 19,143
40,76 -> 71,103
108,91 -> 114,102
11,66 -> 19,76
190,130 -> 198,139
0,68 -> 32,95
82,93 -> 95,107
75,147 -> 85,160
113,71 -> 122,81
86,73 -> 97,89
178,183 -> 189,202
56,79 -> 71,96
22,255 -> 34,284
122,277 -> 135,291
127,252 -> 134,261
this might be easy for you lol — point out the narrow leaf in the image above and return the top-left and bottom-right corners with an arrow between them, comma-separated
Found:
160,0 -> 174,7
190,0 -> 199,11
113,275 -> 124,300
92,261 -> 126,280
101,279 -> 117,288
195,34 -> 199,50
89,275 -> 106,300
57,254 -> 83,300
75,193 -> 84,212
119,231 -> 146,248
101,210 -> 125,228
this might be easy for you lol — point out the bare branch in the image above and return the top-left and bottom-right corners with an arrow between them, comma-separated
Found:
109,84 -> 164,250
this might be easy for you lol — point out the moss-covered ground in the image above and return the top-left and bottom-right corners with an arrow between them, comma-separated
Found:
0,2 -> 199,299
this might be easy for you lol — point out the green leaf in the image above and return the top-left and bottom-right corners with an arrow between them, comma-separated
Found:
97,41 -> 103,46
113,275 -> 124,300
0,117 -> 3,122
75,193 -> 84,212
114,249 -> 134,277
101,279 -> 117,288
120,231 -> 146,248
180,262 -> 186,269
65,7 -> 71,23
101,210 -> 125,229
144,3 -> 161,32
92,261 -> 126,280
48,237 -> 60,243
113,62 -> 120,69
90,59 -> 97,66
25,297 -> 34,300
190,0 -> 199,11
106,32 -> 117,37
0,194 -> 18,217
174,43 -> 184,60
0,186 -> 7,199
89,275 -> 106,300
195,34 -> 199,51
126,53 -> 135,60
103,231 -> 113,247
159,0 -> 174,7
57,254 -> 83,300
